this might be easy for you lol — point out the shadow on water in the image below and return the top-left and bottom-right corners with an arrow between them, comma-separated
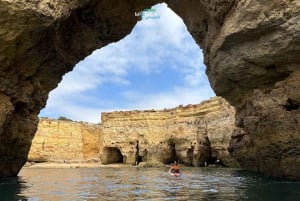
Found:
232,169 -> 300,201
0,177 -> 28,201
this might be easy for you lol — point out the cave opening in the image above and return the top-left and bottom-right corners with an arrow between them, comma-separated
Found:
135,140 -> 143,165
39,2 -> 215,124
206,156 -> 225,167
34,2 -> 214,171
101,147 -> 123,165
283,98 -> 299,111
187,146 -> 194,166
166,138 -> 178,164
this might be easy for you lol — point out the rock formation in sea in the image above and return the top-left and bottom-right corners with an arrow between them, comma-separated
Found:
28,97 -> 239,167
0,0 -> 299,179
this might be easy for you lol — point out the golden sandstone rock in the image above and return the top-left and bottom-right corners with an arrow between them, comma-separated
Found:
0,0 -> 299,179
29,97 -> 239,168
28,119 -> 101,163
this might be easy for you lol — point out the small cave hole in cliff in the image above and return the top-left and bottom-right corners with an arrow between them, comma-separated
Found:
206,155 -> 225,167
101,147 -> 124,165
282,98 -> 299,111
39,2 -> 215,124
166,138 -> 178,164
186,146 -> 194,166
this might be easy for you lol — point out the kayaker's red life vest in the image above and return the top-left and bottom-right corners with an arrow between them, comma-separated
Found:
171,165 -> 180,173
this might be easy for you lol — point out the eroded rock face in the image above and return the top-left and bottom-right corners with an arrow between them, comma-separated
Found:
228,71 -> 300,180
28,119 -> 102,163
100,97 -> 238,167
203,1 -> 300,180
0,0 -> 299,179
28,97 -> 237,167
163,0 -> 300,179
0,0 -> 155,177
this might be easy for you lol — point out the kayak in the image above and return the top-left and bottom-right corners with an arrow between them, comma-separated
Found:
169,172 -> 181,176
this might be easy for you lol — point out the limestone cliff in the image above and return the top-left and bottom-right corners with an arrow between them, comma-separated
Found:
169,0 -> 300,180
29,97 -> 238,167
0,0 -> 299,179
100,97 -> 238,167
203,1 -> 300,180
28,119 -> 102,163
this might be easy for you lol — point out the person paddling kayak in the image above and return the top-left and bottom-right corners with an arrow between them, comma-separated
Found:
168,161 -> 180,176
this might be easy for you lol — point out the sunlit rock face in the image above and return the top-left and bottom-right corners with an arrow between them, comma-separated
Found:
28,97 -> 237,167
0,0 -> 299,179
28,119 -> 102,163
100,97 -> 238,167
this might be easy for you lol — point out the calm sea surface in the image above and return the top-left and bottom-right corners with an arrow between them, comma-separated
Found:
0,167 -> 299,201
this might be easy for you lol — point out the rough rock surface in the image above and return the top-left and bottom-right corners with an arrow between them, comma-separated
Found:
28,119 -> 101,163
28,97 -> 238,167
0,0 -> 299,179
204,1 -> 300,180
100,97 -> 238,167
228,71 -> 300,180
0,0 -> 150,177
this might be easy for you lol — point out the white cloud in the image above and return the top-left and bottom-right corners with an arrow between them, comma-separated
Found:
39,3 -> 215,123
122,86 -> 214,111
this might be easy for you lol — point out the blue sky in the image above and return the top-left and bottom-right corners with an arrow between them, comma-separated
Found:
39,3 -> 215,123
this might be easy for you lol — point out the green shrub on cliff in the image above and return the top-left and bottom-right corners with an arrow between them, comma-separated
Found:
58,116 -> 73,121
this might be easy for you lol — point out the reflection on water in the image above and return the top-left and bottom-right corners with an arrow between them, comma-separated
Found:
0,177 -> 27,201
0,167 -> 299,201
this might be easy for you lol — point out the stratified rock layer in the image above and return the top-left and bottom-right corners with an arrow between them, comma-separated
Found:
0,0 -> 299,179
28,97 -> 238,167
28,119 -> 102,163
100,97 -> 238,167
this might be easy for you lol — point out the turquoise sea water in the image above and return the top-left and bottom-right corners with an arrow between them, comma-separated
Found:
0,167 -> 299,201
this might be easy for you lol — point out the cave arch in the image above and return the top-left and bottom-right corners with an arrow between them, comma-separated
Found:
40,3 -> 214,122
100,147 -> 124,165
0,0 -> 299,180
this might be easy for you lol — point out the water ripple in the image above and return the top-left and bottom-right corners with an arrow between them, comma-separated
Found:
0,167 -> 298,201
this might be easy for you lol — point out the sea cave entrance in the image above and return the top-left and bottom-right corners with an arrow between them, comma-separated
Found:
39,2 -> 214,124
35,2 -> 216,168
37,2 -> 215,169
101,147 -> 124,165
